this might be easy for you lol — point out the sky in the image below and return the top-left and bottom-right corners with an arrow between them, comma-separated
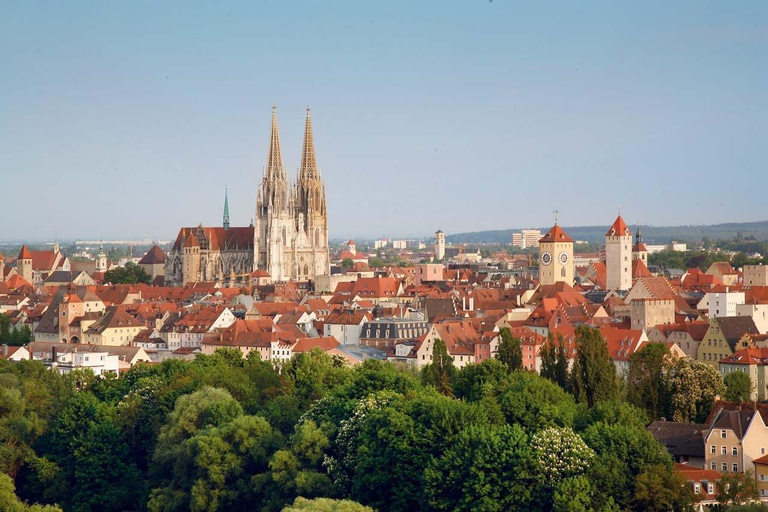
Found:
1,1 -> 767,241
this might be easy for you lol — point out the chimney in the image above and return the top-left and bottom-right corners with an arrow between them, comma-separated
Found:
51,346 -> 58,365
2,344 -> 7,357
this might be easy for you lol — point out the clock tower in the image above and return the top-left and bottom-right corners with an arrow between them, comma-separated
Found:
538,220 -> 574,286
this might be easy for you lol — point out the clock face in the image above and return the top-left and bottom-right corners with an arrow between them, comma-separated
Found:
541,251 -> 552,266
559,252 -> 569,265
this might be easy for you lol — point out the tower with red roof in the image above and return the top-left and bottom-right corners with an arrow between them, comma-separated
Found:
538,220 -> 574,287
17,245 -> 33,285
606,214 -> 632,291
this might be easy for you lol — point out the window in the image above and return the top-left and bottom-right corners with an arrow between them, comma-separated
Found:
722,463 -> 727,472
721,430 -> 727,438
711,462 -> 716,470
708,483 -> 714,495
732,447 -> 738,456
722,447 -> 727,455
761,475 -> 766,482
733,463 -> 739,472
694,483 -> 701,494
762,447 -> 766,455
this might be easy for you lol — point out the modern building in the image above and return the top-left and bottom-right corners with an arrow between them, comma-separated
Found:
512,229 -> 542,249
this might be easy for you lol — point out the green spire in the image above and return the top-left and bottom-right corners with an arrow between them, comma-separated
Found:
223,188 -> 230,230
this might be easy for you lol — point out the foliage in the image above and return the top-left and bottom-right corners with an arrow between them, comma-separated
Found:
627,342 -> 671,421
104,261 -> 151,284
282,497 -> 372,511
0,473 -> 61,511
0,314 -> 33,346
569,327 -> 620,407
724,371 -> 753,402
496,327 -> 523,372
530,426 -> 594,483
632,464 -> 694,512
669,358 -> 726,423
718,471 -> 760,507
421,339 -> 455,397
540,334 -> 570,390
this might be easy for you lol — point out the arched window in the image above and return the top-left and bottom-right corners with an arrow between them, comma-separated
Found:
282,227 -> 287,245
314,228 -> 320,246
304,264 -> 309,277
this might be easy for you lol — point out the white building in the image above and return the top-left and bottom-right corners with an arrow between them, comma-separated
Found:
392,240 -> 407,250
736,303 -> 768,334
374,239 -> 389,249
698,291 -> 746,318
512,229 -> 542,249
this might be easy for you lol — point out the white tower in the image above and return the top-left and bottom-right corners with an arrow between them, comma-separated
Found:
605,214 -> 632,291
434,230 -> 445,261
96,243 -> 108,273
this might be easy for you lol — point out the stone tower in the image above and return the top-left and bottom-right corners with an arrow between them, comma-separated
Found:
632,228 -> 648,265
605,214 -> 632,291
254,106 -> 329,282
182,232 -> 201,285
538,221 -> 574,286
434,230 -> 445,261
295,107 -> 330,280
17,245 -> 33,284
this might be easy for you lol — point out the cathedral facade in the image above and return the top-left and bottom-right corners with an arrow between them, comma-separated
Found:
165,107 -> 330,286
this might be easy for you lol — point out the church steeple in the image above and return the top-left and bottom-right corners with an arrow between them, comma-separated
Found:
266,105 -> 285,181
299,106 -> 320,179
223,188 -> 230,230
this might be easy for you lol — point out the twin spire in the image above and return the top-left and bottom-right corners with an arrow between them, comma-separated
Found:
265,106 -> 320,180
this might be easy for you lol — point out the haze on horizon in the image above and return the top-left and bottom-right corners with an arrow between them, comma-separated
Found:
2,1 -> 766,242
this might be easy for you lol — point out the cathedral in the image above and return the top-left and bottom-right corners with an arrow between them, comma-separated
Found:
165,107 -> 330,286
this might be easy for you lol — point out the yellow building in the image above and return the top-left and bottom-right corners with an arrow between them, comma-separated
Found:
538,222 -> 574,287
83,306 -> 145,346
698,316 -> 759,366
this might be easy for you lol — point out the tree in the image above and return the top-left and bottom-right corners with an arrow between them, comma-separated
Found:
669,358 -> 726,423
425,424 -> 537,511
496,328 -> 523,372
718,471 -> 760,507
104,261 -> 151,285
496,371 -> 576,434
421,339 -> 455,397
552,475 -> 595,512
530,426 -> 595,483
627,342 -> 671,421
725,371 -> 753,402
540,334 -> 570,390
633,464 -> 694,512
569,327 -> 619,407
341,258 -> 354,268
283,497 -> 372,512
0,473 -> 61,511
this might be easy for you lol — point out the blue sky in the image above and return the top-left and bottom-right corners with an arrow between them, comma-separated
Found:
1,1 -> 766,241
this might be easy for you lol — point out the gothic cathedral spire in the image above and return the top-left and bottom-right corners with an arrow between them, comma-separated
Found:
299,106 -> 319,180
223,188 -> 230,230
266,105 -> 285,181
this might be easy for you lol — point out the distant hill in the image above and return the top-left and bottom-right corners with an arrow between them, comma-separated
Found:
446,221 -> 768,245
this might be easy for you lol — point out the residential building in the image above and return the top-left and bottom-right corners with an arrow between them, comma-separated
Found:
630,298 -> 675,332
706,262 -> 740,287
647,421 -> 706,467
698,290 -> 746,318
698,316 -> 759,366
719,347 -> 768,401
512,229 -> 541,249
83,306 -> 145,346
323,310 -> 371,345
736,302 -> 768,334
704,403 -> 768,474
360,318 -> 429,349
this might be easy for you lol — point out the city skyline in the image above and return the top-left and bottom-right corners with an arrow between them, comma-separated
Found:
2,1 -> 767,241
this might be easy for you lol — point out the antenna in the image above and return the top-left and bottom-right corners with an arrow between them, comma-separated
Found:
553,210 -> 559,225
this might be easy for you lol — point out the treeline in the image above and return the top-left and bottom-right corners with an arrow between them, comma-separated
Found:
0,328 -> 760,511
447,221 -> 768,245
649,249 -> 768,271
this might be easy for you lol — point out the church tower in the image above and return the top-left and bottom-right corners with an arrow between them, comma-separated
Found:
538,220 -> 573,286
434,230 -> 445,261
605,214 -> 632,291
632,228 -> 648,264
295,107 -> 329,280
223,188 -> 230,230
254,106 -> 295,281
17,245 -> 33,284
96,243 -> 108,273
182,232 -> 201,285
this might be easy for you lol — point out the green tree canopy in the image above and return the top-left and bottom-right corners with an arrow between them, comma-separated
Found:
104,261 -> 151,284
569,327 -> 620,407
496,327 -> 523,372
724,371 -> 753,402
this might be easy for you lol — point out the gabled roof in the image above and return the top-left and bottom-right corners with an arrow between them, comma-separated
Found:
539,224 -> 573,243
715,316 -> 759,347
632,259 -> 653,278
85,306 -> 144,335
172,226 -> 255,251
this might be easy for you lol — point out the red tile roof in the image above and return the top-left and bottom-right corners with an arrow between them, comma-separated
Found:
18,245 -> 32,260
139,245 -> 166,264
539,224 -> 573,243
606,215 -> 631,237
